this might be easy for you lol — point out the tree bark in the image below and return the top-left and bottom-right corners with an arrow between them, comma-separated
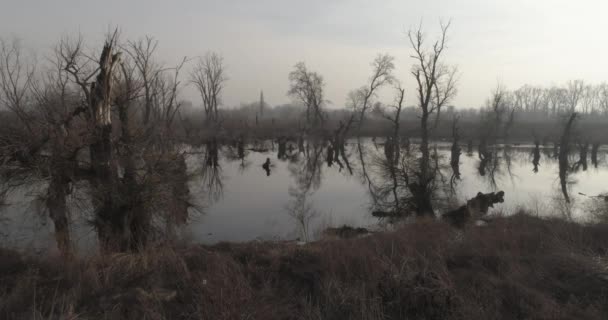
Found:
414,111 -> 434,216
47,170 -> 71,256
88,39 -> 126,251
558,113 -> 577,204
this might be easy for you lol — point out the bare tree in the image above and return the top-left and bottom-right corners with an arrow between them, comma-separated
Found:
558,113 -> 577,204
82,33 -> 124,250
0,38 -> 36,133
599,83 -> 608,115
190,52 -> 227,123
581,84 -> 599,114
58,31 -> 142,250
288,62 -> 325,129
1,30 -> 198,254
565,80 -> 584,113
546,86 -> 567,115
407,21 -> 458,216
124,36 -> 160,125
1,38 -> 76,255
485,83 -> 516,142
379,86 -> 405,164
352,54 -> 395,130
381,87 -> 405,215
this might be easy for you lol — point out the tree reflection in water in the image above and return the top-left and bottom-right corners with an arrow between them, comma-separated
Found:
532,139 -> 541,173
285,139 -> 325,241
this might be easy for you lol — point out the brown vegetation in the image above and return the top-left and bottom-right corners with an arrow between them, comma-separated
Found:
1,213 -> 607,320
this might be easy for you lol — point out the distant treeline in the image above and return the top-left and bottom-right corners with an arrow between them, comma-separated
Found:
175,91 -> 608,143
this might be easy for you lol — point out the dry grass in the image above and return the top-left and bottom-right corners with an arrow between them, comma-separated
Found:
1,213 -> 608,319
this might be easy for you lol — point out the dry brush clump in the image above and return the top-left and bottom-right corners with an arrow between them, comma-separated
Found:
1,213 -> 608,320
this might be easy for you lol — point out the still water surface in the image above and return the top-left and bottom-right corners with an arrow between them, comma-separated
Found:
1,138 -> 607,252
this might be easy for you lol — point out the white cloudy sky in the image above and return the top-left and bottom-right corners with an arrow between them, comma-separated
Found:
1,0 -> 607,109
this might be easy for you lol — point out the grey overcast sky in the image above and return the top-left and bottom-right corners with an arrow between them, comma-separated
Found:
1,0 -> 607,109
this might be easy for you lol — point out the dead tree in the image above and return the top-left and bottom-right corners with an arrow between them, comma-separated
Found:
380,86 -> 405,164
532,139 -> 541,173
352,54 -> 395,131
0,38 -> 81,255
386,88 -> 405,214
190,52 -> 227,123
407,21 -> 458,216
450,117 -> 461,188
574,141 -> 589,172
591,142 -> 600,168
565,80 -> 584,113
0,39 -> 36,132
1,32 -> 193,253
599,84 -> 608,115
558,113 -> 577,203
85,34 -> 124,250
61,32 -> 142,250
484,83 -> 513,144
124,36 -> 160,125
288,62 -> 325,129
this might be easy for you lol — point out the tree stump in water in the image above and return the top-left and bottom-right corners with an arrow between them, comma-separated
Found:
442,191 -> 505,228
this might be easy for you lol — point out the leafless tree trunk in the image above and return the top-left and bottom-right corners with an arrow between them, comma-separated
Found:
59,31 -> 126,249
591,142 -> 600,168
0,39 -> 36,133
190,52 -> 227,123
124,36 -> 159,125
88,34 -> 124,250
1,31 -> 196,254
450,116 -> 461,180
407,21 -> 458,216
353,54 -> 395,131
558,113 -> 577,203
387,88 -> 405,213
565,80 -> 584,113
380,86 -> 405,164
1,38 -> 79,255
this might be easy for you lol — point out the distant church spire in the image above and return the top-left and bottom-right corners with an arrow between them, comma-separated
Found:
260,90 -> 265,117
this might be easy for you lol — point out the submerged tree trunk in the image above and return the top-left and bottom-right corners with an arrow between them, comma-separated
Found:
576,142 -> 589,171
558,113 -> 577,203
450,119 -> 461,183
45,125 -> 75,256
47,170 -> 71,255
532,139 -> 541,173
88,39 -> 126,251
414,112 -> 434,216
591,143 -> 600,168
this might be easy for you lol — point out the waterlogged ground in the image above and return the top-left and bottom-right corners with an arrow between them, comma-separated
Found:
185,139 -> 608,243
1,138 -> 608,252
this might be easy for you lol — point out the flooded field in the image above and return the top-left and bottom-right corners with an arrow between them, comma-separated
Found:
2,138 -> 607,252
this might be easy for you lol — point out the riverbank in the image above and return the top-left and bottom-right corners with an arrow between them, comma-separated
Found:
1,213 -> 608,319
